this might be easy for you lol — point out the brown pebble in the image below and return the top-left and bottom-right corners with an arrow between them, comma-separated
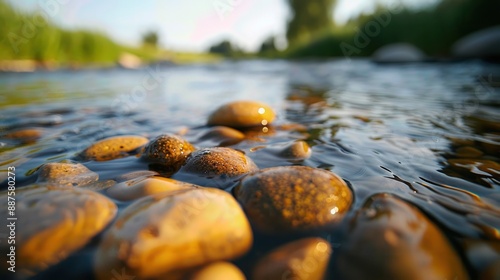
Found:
94,188 -> 253,280
4,128 -> 43,143
336,193 -> 469,280
114,170 -> 159,182
0,185 -> 116,276
448,159 -> 500,178
198,126 -> 245,146
107,176 -> 195,201
257,141 -> 312,160
235,166 -> 352,233
143,134 -> 196,171
189,262 -> 246,280
253,238 -> 331,280
36,162 -> 98,187
208,101 -> 276,128
455,146 -> 484,158
81,135 -> 149,161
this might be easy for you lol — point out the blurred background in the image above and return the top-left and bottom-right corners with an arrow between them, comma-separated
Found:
1,0 -> 499,71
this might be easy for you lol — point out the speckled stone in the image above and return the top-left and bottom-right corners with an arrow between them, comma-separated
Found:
143,134 -> 196,170
36,162 -> 98,187
81,135 -> 149,161
197,126 -> 245,146
253,238 -> 331,280
207,101 -> 276,128
189,262 -> 246,280
107,176 -> 195,201
0,185 -> 116,276
180,147 -> 258,178
336,194 -> 469,280
94,188 -> 253,280
235,166 -> 352,233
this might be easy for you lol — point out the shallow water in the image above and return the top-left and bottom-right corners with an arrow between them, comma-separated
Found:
1,59 -> 499,278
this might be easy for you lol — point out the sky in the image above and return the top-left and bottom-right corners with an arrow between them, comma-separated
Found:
7,0 -> 438,52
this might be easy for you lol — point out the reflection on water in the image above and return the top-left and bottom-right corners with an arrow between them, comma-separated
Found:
0,60 -> 499,277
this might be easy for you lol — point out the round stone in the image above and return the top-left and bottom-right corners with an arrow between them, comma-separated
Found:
0,185 -> 117,276
143,134 -> 195,170
81,135 -> 149,161
94,188 -> 253,280
336,194 -> 469,280
36,162 -> 98,187
177,147 -> 258,188
197,126 -> 245,147
4,128 -> 43,143
207,101 -> 276,128
107,176 -> 195,201
189,262 -> 246,280
235,166 -> 352,233
253,238 -> 332,280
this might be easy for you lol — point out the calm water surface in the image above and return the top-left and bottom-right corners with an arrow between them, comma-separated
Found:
0,59 -> 499,278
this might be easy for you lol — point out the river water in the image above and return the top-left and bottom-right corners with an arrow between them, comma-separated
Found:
0,59 -> 499,278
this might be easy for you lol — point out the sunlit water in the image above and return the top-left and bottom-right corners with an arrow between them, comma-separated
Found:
0,59 -> 499,278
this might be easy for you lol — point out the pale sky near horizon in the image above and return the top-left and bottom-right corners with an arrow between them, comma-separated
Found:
7,0 -> 437,52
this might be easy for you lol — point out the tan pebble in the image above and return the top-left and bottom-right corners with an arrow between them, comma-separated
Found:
81,135 -> 149,161
0,185 -> 116,276
198,126 -> 245,146
455,146 -> 484,158
189,262 -> 246,280
143,134 -> 195,170
36,162 -> 98,187
4,128 -> 43,143
235,166 -> 352,233
94,187 -> 253,280
336,194 -> 469,280
253,238 -> 331,280
262,141 -> 311,160
208,101 -> 276,128
180,147 -> 258,178
107,176 -> 195,201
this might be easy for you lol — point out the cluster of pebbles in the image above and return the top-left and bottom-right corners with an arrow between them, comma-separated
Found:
0,100 -> 471,279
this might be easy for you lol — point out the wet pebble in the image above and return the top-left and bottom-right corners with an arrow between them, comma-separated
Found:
256,140 -> 312,160
80,135 -> 148,161
197,126 -> 245,146
235,166 -> 352,233
253,237 -> 331,280
36,162 -> 98,187
94,187 -> 253,280
178,147 -> 258,187
189,262 -> 246,280
448,159 -> 500,178
0,185 -> 116,276
143,134 -> 196,172
208,101 -> 276,128
4,128 -> 43,144
336,193 -> 469,280
455,146 -> 484,158
106,176 -> 195,201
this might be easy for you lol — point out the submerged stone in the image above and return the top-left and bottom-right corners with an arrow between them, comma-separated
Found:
336,194 -> 469,280
4,128 -> 43,144
207,101 -> 276,128
0,185 -> 116,276
94,188 -> 253,280
107,176 -> 195,201
235,166 -> 352,233
36,162 -> 98,187
253,237 -> 332,280
197,126 -> 245,146
81,135 -> 148,161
